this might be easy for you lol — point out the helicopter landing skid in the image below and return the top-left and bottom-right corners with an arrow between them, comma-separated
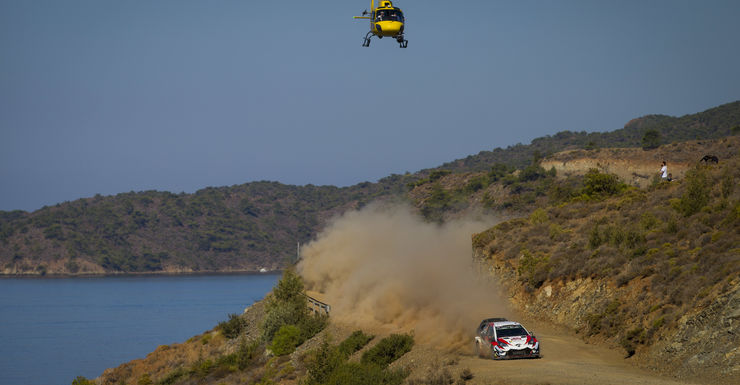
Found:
362,31 -> 372,47
396,35 -> 408,48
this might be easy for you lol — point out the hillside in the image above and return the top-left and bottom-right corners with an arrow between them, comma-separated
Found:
76,136 -> 740,385
2,101 -> 739,276
542,137 -> 740,188
433,101 -> 740,174
0,177 -> 410,275
471,148 -> 740,381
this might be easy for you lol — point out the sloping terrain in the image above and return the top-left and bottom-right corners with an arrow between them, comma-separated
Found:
471,149 -> 740,382
88,137 -> 739,385
542,136 -> 739,188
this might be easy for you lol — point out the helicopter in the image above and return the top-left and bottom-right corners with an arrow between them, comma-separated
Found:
354,0 -> 407,48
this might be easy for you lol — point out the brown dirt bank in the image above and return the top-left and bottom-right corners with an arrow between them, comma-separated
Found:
541,136 -> 739,188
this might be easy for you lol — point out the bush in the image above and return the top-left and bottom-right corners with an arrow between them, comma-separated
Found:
673,166 -> 711,216
71,377 -> 95,385
583,169 -> 623,197
642,129 -> 661,150
338,330 -> 374,358
137,374 -> 153,385
323,362 -> 407,385
361,334 -> 414,368
529,208 -> 548,225
488,163 -> 510,182
218,313 -> 247,339
429,170 -> 451,182
517,248 -> 550,288
261,269 -> 308,340
305,335 -> 408,385
464,175 -> 488,193
519,164 -> 548,182
305,338 -> 344,385
297,312 -> 329,342
270,324 -> 302,356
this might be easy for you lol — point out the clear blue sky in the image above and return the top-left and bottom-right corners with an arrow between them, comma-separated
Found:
2,0 -> 739,212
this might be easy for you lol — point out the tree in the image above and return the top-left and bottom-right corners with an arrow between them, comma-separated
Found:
260,269 -> 308,340
641,130 -> 661,150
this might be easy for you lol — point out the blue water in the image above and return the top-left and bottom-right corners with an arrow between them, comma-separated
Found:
0,273 -> 280,385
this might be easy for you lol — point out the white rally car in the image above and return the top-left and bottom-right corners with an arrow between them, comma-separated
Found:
474,318 -> 540,360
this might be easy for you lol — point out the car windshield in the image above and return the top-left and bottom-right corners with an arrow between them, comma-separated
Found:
496,325 -> 527,338
375,9 -> 404,22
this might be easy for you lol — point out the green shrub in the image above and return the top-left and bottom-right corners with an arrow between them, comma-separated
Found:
305,338 -> 344,385
138,374 -> 153,385
297,313 -> 329,342
191,358 -> 214,379
261,269 -> 308,341
519,164 -> 548,182
429,170 -> 451,182
464,175 -> 488,193
642,129 -> 661,150
218,313 -> 247,339
338,330 -> 374,358
517,248 -> 550,289
421,184 -> 453,222
157,368 -> 188,385
71,377 -> 95,385
488,163 -> 510,183
582,169 -> 623,197
361,334 -> 414,368
720,167 -> 734,199
305,334 -> 409,385
270,324 -> 302,356
619,327 -> 645,357
529,208 -> 548,225
323,362 -> 407,385
674,166 -> 711,216
588,225 -> 603,249
639,212 -> 660,230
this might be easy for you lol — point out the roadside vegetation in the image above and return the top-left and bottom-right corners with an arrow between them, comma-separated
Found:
303,332 -> 413,385
83,270 -> 416,385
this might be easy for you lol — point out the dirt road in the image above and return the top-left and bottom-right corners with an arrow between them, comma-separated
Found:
458,328 -> 693,385
384,319 -> 699,385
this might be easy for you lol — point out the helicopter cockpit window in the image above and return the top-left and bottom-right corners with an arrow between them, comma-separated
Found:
375,9 -> 404,22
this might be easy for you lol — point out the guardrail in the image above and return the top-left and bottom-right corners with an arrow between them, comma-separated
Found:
302,292 -> 331,316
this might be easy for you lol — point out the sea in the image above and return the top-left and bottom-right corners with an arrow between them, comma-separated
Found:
0,273 -> 280,385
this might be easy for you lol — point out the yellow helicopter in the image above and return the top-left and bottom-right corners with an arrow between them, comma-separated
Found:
354,0 -> 407,48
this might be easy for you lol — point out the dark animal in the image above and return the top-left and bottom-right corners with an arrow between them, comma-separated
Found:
700,155 -> 719,163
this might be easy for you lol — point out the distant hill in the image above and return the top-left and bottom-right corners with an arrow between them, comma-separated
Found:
0,177 -> 411,275
431,101 -> 740,174
1,101 -> 739,275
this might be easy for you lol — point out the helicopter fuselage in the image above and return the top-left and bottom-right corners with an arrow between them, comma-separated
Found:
371,20 -> 403,38
355,1 -> 407,48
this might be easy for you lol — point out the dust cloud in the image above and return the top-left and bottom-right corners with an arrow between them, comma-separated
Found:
297,203 -> 512,351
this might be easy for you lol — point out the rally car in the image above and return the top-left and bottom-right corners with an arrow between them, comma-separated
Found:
474,318 -> 540,359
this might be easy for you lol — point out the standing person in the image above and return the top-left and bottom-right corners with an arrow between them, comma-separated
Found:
660,161 -> 668,179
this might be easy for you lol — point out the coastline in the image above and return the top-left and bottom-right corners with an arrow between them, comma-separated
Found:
0,269 -> 282,279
